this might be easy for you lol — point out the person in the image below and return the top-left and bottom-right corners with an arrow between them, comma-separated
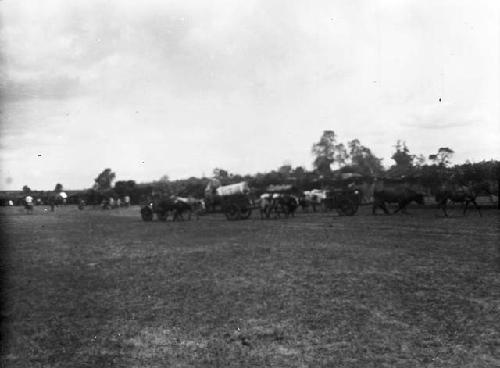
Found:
123,195 -> 130,207
78,199 -> 86,210
101,198 -> 109,210
25,195 -> 34,214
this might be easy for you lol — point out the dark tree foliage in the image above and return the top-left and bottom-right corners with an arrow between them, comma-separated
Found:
213,168 -> 229,179
22,185 -> 31,194
54,183 -> 63,193
391,140 -> 414,168
347,139 -> 384,177
114,180 -> 136,197
94,168 -> 116,191
429,147 -> 454,167
312,130 -> 338,176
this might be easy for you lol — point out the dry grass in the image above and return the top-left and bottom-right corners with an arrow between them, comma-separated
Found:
1,205 -> 499,367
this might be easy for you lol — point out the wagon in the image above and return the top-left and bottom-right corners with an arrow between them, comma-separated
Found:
140,202 -> 156,221
322,187 -> 361,216
219,194 -> 253,221
205,181 -> 253,221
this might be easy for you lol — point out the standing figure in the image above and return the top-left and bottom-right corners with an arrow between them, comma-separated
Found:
24,195 -> 34,214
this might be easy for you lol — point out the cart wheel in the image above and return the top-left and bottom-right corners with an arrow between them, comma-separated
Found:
141,206 -> 153,221
240,207 -> 252,219
336,199 -> 358,216
225,204 -> 241,220
157,211 -> 167,221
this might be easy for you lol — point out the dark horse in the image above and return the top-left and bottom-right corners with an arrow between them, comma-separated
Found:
435,182 -> 493,217
372,188 -> 424,215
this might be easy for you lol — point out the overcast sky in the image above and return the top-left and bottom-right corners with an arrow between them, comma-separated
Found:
1,0 -> 498,190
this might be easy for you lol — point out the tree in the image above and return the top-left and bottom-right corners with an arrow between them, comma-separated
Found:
213,168 -> 229,179
347,139 -> 384,176
278,162 -> 292,175
54,183 -> 63,193
94,168 -> 116,191
391,140 -> 414,169
312,130 -> 346,175
158,175 -> 169,183
22,185 -> 31,194
429,147 -> 454,167
114,180 -> 136,197
415,154 -> 426,167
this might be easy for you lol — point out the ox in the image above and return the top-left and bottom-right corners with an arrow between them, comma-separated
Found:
259,194 -> 273,219
435,182 -> 492,217
372,188 -> 424,215
273,194 -> 299,218
258,193 -> 298,219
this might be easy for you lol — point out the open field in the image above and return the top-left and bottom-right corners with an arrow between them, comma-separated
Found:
1,205 -> 499,367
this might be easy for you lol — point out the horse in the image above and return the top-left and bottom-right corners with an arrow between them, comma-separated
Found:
435,181 -> 493,217
372,188 -> 424,215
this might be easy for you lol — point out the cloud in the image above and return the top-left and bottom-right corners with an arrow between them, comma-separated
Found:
0,0 -> 498,189
0,74 -> 82,102
402,102 -> 484,130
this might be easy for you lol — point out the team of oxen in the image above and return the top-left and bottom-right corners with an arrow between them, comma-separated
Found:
372,180 -> 494,217
21,178 -> 496,218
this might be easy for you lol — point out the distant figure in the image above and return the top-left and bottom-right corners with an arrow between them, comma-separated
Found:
78,199 -> 86,210
24,195 -> 34,214
8,200 -> 13,206
123,195 -> 131,207
115,198 -> 121,208
49,196 -> 56,212
109,197 -> 115,208
101,198 -> 110,210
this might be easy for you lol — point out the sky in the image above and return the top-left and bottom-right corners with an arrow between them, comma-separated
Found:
0,0 -> 498,190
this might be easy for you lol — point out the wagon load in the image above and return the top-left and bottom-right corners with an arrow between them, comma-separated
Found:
303,189 -> 328,205
266,184 -> 295,193
216,182 -> 250,196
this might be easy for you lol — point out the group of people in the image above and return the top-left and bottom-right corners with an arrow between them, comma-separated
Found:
100,196 -> 131,210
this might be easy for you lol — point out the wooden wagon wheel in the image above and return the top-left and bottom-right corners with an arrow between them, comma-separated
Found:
240,207 -> 252,220
225,204 -> 241,221
336,198 -> 358,216
156,211 -> 168,221
140,206 -> 153,221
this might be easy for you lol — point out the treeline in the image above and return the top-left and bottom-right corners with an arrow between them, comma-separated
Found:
8,131 -> 500,206
79,160 -> 499,206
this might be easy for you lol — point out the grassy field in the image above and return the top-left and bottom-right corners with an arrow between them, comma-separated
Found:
1,205 -> 499,367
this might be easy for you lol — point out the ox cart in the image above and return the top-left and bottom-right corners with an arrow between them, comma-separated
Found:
322,187 -> 361,216
205,181 -> 253,221
219,194 -> 253,220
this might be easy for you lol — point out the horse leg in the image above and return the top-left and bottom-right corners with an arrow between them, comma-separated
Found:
440,201 -> 449,217
393,202 -> 403,214
463,200 -> 470,216
471,199 -> 482,217
381,202 -> 390,215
